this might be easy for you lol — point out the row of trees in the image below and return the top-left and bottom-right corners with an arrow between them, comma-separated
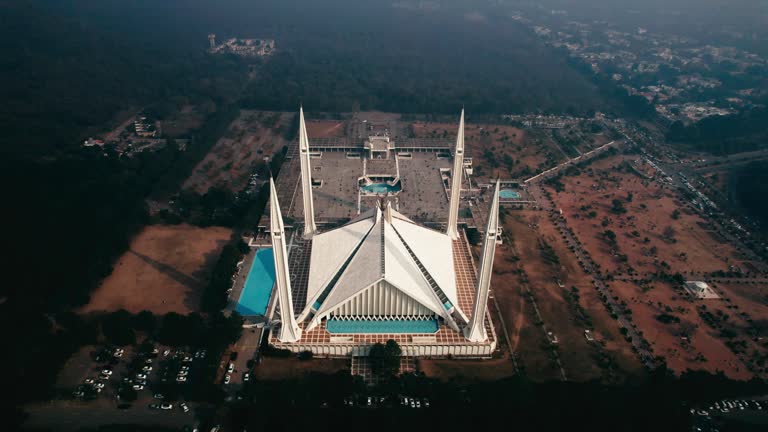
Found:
99,309 -> 243,350
226,366 -> 767,430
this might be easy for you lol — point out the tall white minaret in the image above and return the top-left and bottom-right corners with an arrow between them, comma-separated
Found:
269,177 -> 302,343
299,106 -> 317,238
464,180 -> 500,342
446,109 -> 465,240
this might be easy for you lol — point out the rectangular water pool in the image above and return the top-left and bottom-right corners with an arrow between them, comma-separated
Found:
500,189 -> 521,199
361,182 -> 401,194
326,318 -> 438,334
235,248 -> 275,316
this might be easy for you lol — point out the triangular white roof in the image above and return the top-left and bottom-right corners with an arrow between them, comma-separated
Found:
305,216 -> 375,307
302,206 -> 461,323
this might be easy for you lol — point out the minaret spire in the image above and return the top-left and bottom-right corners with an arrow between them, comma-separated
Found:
446,109 -> 465,239
299,106 -> 317,238
464,180 -> 500,342
269,177 -> 302,343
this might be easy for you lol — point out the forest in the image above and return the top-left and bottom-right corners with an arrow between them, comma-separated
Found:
666,106 -> 768,155
730,160 -> 768,228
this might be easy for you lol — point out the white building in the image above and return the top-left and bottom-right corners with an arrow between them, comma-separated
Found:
267,108 -> 499,358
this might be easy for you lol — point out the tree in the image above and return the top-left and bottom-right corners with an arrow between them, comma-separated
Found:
101,310 -> 136,346
602,230 -> 617,246
611,199 -> 627,214
369,339 -> 402,378
662,226 -> 677,242
132,310 -> 156,334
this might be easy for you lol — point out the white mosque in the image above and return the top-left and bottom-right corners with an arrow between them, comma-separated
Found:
266,108 -> 499,357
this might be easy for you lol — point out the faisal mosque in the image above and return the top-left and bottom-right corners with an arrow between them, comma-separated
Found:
262,108 -> 499,357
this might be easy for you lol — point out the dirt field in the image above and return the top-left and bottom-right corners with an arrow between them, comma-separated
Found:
606,280 -> 756,379
306,120 -> 346,138
253,357 -> 349,380
494,210 -> 642,382
161,104 -> 207,138
549,155 -> 748,276
183,110 -> 292,194
412,122 -> 564,180
80,224 -> 232,315
419,358 -> 517,382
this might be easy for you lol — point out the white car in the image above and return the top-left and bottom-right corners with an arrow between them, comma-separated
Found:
102,369 -> 113,376
176,376 -> 187,383
178,370 -> 188,376
227,363 -> 234,373
94,382 -> 105,389
136,373 -> 147,380
180,365 -> 190,371
243,372 -> 250,382
224,374 -> 231,385
160,403 -> 173,410
163,349 -> 171,357
84,378 -> 95,384
180,402 -> 190,413
133,384 -> 144,390
142,366 -> 153,372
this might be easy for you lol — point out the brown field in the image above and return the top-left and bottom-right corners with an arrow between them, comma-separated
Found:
496,210 -> 642,382
183,110 -> 292,194
714,282 -> 768,319
412,122 -> 565,180
306,120 -> 346,138
80,224 -> 232,315
606,280 -> 757,379
549,155 -> 749,276
419,358 -> 517,382
253,357 -> 349,380
161,104 -> 207,138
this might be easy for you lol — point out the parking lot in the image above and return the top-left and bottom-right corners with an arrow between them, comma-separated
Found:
59,340 -> 237,418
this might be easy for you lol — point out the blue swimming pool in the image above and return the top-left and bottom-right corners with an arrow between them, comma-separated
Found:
499,189 -> 521,199
326,318 -> 438,334
235,248 -> 275,316
361,182 -> 401,194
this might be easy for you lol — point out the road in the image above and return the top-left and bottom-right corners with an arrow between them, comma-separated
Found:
24,399 -> 193,431
225,326 -> 263,388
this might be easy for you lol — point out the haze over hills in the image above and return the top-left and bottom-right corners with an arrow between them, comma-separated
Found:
3,0 -> 615,154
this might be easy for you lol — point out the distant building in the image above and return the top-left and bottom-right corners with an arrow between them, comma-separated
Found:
683,281 -> 720,299
83,137 -> 105,147
209,37 -> 275,57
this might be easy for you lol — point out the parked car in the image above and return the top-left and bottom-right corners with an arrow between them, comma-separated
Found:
176,376 -> 187,383
160,403 -> 173,410
153,393 -> 165,400
227,363 -> 234,373
243,372 -> 250,382
180,402 -> 190,413
133,384 -> 144,390
224,374 -> 231,385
